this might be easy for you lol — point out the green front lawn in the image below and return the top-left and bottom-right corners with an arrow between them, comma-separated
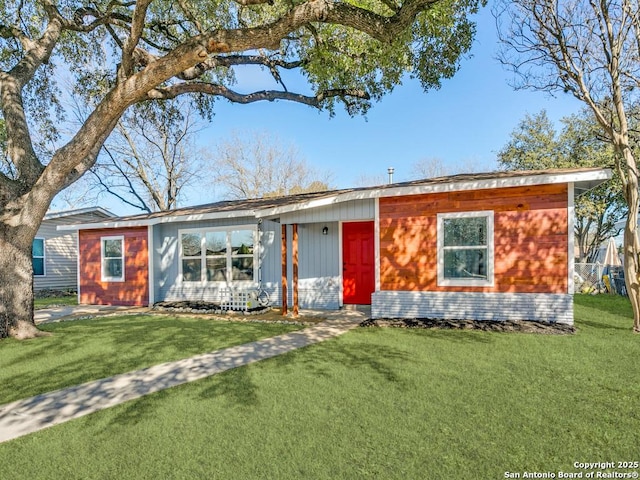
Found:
1,296 -> 639,479
0,315 -> 303,404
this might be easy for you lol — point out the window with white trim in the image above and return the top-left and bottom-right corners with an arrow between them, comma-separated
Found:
101,236 -> 125,282
437,211 -> 494,287
32,238 -> 45,276
180,227 -> 256,283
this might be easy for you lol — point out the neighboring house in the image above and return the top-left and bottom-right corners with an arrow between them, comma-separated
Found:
60,168 -> 610,325
34,207 -> 115,291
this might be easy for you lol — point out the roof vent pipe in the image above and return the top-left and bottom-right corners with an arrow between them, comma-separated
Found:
387,167 -> 395,184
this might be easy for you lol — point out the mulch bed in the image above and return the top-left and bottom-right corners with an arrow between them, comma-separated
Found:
360,318 -> 575,334
35,289 -> 76,299
153,300 -> 270,315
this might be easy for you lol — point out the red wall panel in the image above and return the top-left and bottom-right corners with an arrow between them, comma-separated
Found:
379,184 -> 569,294
79,227 -> 149,306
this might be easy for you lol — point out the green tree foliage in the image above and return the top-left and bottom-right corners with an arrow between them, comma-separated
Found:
498,110 -> 626,262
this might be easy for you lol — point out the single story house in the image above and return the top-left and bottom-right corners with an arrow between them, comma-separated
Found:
59,168 -> 611,324
34,207 -> 114,291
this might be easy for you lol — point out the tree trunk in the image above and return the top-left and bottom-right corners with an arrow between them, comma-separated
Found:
622,172 -> 640,333
0,222 -> 44,339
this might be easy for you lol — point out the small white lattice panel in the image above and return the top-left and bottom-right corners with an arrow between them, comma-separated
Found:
220,289 -> 258,312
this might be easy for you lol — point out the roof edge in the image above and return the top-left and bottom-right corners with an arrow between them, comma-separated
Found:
256,168 -> 613,218
44,206 -> 115,221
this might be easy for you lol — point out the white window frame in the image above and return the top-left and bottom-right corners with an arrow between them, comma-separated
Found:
33,237 -> 46,277
437,211 -> 494,287
101,235 -> 125,282
178,226 -> 257,285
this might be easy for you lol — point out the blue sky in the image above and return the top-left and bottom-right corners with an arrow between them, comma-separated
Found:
63,4 -> 586,215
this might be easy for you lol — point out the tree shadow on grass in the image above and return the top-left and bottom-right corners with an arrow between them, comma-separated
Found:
414,328 -> 495,344
577,319 -> 630,331
197,367 -> 260,408
108,389 -> 172,428
266,335 -> 415,388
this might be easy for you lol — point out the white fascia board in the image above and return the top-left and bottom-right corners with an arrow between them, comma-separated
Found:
256,195 -> 342,218
57,209 -> 256,231
256,169 -> 613,218
44,206 -> 116,220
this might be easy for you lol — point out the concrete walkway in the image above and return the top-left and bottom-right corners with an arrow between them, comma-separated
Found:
0,318 -> 360,443
34,305 -> 149,325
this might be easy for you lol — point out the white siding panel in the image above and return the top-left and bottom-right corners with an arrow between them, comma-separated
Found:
371,291 -> 573,324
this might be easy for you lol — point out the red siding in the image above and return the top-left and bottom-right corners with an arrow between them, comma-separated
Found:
79,227 -> 149,306
379,184 -> 569,294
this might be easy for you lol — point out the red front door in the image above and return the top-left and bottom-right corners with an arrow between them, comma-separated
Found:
342,221 -> 375,305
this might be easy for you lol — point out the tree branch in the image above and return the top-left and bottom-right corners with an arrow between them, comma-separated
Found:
234,0 -> 274,5
120,0 -> 153,80
95,146 -> 152,213
147,82 -> 370,108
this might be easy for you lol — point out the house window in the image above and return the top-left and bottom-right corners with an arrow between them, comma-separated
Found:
101,236 -> 125,282
32,238 -> 45,276
437,211 -> 494,287
205,231 -> 227,281
230,230 -> 254,281
180,227 -> 256,283
181,232 -> 202,282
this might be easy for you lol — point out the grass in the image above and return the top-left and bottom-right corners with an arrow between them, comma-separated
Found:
1,296 -> 639,479
0,315 -> 303,404
33,295 -> 77,310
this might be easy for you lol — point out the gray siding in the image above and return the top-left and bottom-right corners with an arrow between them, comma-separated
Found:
154,217 -> 273,303
371,291 -> 574,324
34,212 -> 112,291
149,199 -> 373,308
151,217 -> 342,310
259,220 -> 283,307
284,223 -> 340,309
277,199 -> 374,224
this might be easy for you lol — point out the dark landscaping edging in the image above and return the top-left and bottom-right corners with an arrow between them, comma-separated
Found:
360,318 -> 575,334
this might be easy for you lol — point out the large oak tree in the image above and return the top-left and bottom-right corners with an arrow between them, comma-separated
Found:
0,0 -> 482,338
